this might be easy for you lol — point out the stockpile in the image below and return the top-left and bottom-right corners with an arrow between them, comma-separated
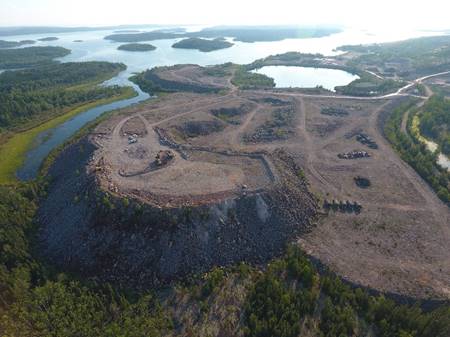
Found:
338,150 -> 370,159
323,199 -> 362,213
356,133 -> 378,149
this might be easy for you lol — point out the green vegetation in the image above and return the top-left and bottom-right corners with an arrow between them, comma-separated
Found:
172,37 -> 233,52
246,52 -> 404,96
0,87 -> 134,184
0,183 -> 172,336
202,62 -> 234,77
419,95 -> 450,155
1,32 -> 450,335
0,39 -> 35,48
247,52 -> 330,69
384,101 -> 450,204
131,66 -> 223,94
105,31 -> 181,42
0,46 -> 70,69
118,43 -> 156,52
0,61 -> 133,183
340,35 -> 450,79
244,246 -> 450,337
232,66 -> 275,89
335,71 -> 404,97
0,61 -> 126,129
193,26 -> 342,43
105,26 -> 342,43
1,174 -> 449,335
37,37 -> 58,41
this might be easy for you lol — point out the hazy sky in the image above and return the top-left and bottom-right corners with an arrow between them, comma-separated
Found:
0,0 -> 449,30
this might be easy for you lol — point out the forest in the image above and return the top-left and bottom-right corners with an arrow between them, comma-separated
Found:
244,246 -> 450,337
0,40 -> 35,48
340,35 -> 450,79
335,72 -> 404,96
0,46 -> 70,69
384,101 -> 450,204
0,61 -> 127,130
419,95 -> 450,155
172,37 -> 233,52
1,180 -> 449,337
118,43 -> 156,51
231,66 -> 276,89
0,30 -> 449,336
105,26 -> 342,43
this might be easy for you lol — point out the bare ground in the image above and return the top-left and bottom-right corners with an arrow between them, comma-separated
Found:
44,65 -> 450,299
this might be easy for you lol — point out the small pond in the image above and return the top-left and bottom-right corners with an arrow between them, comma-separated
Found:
251,65 -> 359,91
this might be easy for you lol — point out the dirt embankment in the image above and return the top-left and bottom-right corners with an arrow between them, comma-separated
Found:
37,137 -> 317,288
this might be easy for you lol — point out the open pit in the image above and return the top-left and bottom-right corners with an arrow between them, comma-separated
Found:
92,101 -> 276,207
38,64 -> 450,300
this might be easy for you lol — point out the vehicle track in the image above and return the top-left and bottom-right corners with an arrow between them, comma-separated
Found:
369,90 -> 450,248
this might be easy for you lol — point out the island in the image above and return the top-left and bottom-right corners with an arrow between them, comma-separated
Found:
117,43 -> 156,52
0,39 -> 35,48
104,25 -> 342,43
38,37 -> 58,41
172,37 -> 233,52
0,46 -> 70,68
113,30 -> 141,33
73,39 -> 83,43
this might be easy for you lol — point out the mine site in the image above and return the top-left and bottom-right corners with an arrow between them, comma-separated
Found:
4,1 -> 450,333
35,60 -> 450,302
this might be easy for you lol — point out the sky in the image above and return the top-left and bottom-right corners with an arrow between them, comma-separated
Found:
0,0 -> 449,31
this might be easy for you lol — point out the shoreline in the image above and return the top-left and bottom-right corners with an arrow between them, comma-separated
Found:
0,86 -> 136,184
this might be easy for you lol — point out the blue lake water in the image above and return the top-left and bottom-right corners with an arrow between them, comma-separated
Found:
15,83 -> 150,180
2,26 -> 440,180
252,66 -> 359,91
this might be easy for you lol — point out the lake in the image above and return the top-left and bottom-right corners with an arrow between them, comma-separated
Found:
2,26 -> 440,180
251,66 -> 359,91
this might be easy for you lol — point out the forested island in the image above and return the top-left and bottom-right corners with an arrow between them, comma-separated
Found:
105,25 -> 342,43
0,39 -> 35,48
37,37 -> 59,41
192,25 -> 342,42
172,37 -> 233,52
0,46 -> 70,69
105,30 -> 180,42
117,43 -> 156,51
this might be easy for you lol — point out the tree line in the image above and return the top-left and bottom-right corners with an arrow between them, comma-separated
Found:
419,95 -> 450,155
244,246 -> 450,337
384,101 -> 450,204
0,62 -> 126,130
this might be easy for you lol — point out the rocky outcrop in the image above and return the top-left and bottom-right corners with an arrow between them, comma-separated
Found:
38,137 -> 317,289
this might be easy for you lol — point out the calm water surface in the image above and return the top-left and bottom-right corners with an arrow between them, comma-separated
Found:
252,66 -> 359,91
3,26 -> 440,179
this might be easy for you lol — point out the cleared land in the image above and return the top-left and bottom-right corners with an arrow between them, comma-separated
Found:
90,65 -> 450,299
36,50 -> 450,300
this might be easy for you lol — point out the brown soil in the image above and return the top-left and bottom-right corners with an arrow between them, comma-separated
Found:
43,64 -> 450,299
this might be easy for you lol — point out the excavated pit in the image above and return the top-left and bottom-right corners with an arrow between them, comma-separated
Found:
37,135 -> 317,288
